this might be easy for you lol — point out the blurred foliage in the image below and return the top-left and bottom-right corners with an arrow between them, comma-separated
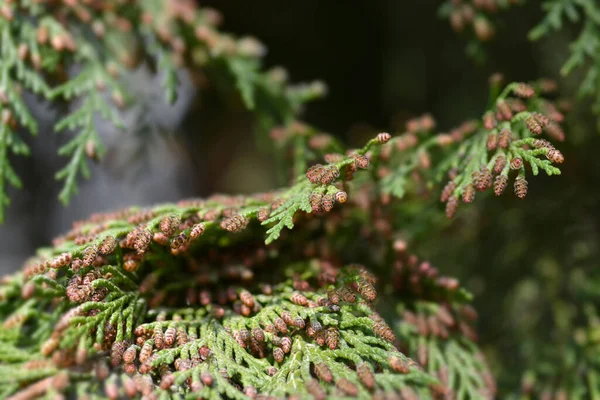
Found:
0,0 -> 325,221
441,0 -> 600,129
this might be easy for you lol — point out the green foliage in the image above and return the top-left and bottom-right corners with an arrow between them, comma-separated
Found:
0,197 -> 441,398
0,1 -> 324,222
263,136 -> 381,244
53,64 -> 125,204
501,237 -> 600,399
0,121 -> 28,222
0,116 -> 516,397
262,181 -> 313,245
375,81 -> 565,218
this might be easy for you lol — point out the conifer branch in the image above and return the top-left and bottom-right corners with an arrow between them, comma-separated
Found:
0,1 -> 325,221
0,3 -> 585,398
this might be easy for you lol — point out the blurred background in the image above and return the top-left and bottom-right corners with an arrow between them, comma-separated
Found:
1,0 -> 599,392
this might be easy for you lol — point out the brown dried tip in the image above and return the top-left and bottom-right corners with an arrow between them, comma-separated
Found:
406,117 -> 421,133
280,336 -> 292,353
546,148 -> 564,164
251,328 -> 265,344
482,111 -> 496,130
21,282 -> 35,299
496,100 -> 513,121
436,133 -> 454,146
546,122 -> 565,142
138,341 -> 153,363
480,168 -> 493,191
273,347 -> 284,363
420,114 -> 436,131
353,154 -> 369,169
486,133 -> 498,150
314,362 -> 333,382
439,276 -> 460,291
440,181 -> 456,203
123,345 -> 137,364
489,73 -> 504,88
510,157 -> 523,170
290,292 -> 308,306
327,288 -> 341,305
472,168 -> 492,192
376,132 -> 391,144
513,83 -> 535,98
474,17 -> 494,41
538,78 -> 558,93
244,386 -> 258,398
201,371 -> 214,386
110,341 -> 127,367
306,164 -> 323,184
134,229 -> 153,254
257,207 -> 270,222
123,256 -> 140,272
309,192 -> 323,213
534,112 -> 550,126
389,355 -> 410,374
326,328 -> 339,350
51,253 -> 72,269
498,129 -> 511,148
462,184 -> 475,203
357,363 -> 376,390
357,281 -> 377,301
335,191 -> 348,204
190,223 -> 206,240
414,151 -> 429,171
160,374 -> 175,390
525,115 -> 543,135
159,215 -> 181,236
294,316 -> 306,328
339,287 -> 356,303
322,165 -> 340,185
372,317 -> 395,342
494,156 -> 506,174
306,379 -> 326,400
506,98 -> 527,113
220,215 -> 249,233
99,236 -> 117,255
170,232 -> 188,250
337,379 -> 359,396
82,244 -> 99,267
532,138 -> 552,149
274,317 -> 288,333
306,164 -> 340,185
239,290 -> 254,308
324,153 -> 344,164
164,326 -> 177,347
321,194 -> 335,212
493,175 -> 508,196
449,10 -> 465,32
152,232 -> 169,246
514,176 -> 528,199
445,196 -> 459,218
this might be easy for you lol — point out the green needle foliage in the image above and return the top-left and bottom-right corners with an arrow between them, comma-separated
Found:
0,99 -> 565,397
0,1 -> 593,399
0,172 -> 440,398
